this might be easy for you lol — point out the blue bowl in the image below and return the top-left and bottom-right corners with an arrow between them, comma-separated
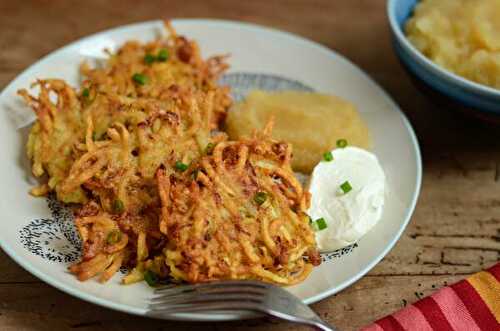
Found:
388,0 -> 500,122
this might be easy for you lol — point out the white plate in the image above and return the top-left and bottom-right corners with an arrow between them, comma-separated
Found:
0,19 -> 421,321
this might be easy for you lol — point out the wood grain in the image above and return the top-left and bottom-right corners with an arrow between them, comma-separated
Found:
0,1 -> 499,330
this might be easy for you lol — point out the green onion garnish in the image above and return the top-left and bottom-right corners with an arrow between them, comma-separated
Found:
175,161 -> 188,172
205,142 -> 215,155
337,139 -> 348,148
106,230 -> 122,245
157,49 -> 169,62
82,88 -> 90,98
112,199 -> 125,214
132,73 -> 149,85
315,218 -> 328,231
144,54 -> 156,65
144,270 -> 159,287
340,181 -> 352,194
254,191 -> 268,205
323,151 -> 333,162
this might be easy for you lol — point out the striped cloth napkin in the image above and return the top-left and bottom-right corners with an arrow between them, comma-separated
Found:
361,264 -> 500,331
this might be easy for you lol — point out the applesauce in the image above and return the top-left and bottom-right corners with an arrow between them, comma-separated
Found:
225,90 -> 370,173
406,0 -> 500,89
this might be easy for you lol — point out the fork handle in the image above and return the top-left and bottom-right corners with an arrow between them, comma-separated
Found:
309,320 -> 337,331
269,312 -> 337,331
292,318 -> 337,331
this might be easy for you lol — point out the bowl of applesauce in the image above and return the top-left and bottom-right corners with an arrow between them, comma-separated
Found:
388,0 -> 500,121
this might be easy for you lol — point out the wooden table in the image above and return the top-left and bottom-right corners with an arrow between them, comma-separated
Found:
1,1 -> 499,330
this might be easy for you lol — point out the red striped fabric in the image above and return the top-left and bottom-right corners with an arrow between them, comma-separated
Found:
376,315 -> 405,331
431,287 -> 481,331
413,297 -> 453,330
487,264 -> 500,283
392,304 -> 433,330
360,323 -> 384,331
451,280 -> 498,330
360,263 -> 500,331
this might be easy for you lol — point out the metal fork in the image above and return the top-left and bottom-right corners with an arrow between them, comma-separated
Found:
147,280 -> 337,330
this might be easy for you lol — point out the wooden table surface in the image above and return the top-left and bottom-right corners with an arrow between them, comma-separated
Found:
0,1 -> 499,330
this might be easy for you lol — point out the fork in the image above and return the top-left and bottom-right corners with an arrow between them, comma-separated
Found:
147,280 -> 337,330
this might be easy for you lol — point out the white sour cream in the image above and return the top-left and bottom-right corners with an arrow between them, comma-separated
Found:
307,147 -> 386,252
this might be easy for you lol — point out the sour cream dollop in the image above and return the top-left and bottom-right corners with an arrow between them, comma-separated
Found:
307,146 -> 386,252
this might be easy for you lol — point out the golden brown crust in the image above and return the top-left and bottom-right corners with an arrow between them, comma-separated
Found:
157,130 -> 319,285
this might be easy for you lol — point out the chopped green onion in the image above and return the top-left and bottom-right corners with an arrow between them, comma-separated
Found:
157,49 -> 169,62
175,161 -> 188,172
337,139 -> 348,148
205,142 -> 215,155
340,181 -> 352,194
92,132 -> 98,141
315,218 -> 328,231
112,199 -> 125,214
144,270 -> 159,287
106,230 -> 122,245
132,73 -> 149,85
82,88 -> 90,98
254,191 -> 268,205
144,53 -> 156,65
323,151 -> 333,162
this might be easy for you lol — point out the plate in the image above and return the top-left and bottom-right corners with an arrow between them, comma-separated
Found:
0,19 -> 421,321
